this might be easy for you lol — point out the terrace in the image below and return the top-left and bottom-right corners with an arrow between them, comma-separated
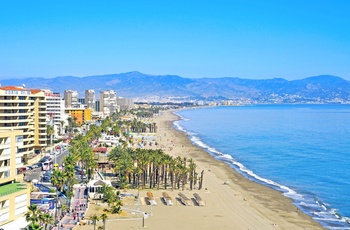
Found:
0,182 -> 27,197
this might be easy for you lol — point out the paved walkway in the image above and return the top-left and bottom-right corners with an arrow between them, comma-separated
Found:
55,185 -> 89,230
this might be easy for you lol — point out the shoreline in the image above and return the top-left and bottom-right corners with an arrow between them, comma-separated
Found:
156,110 -> 324,229
80,109 -> 325,230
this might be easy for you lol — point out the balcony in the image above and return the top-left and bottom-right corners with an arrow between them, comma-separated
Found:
0,165 -> 11,173
0,154 -> 11,161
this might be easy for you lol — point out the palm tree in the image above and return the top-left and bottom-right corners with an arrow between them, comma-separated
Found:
51,170 -> 65,192
100,213 -> 108,230
46,124 -> 54,146
25,204 -> 42,226
41,213 -> 54,230
91,214 -> 99,230
188,158 -> 197,190
23,223 -> 43,230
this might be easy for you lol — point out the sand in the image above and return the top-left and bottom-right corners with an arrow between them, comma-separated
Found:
78,110 -> 324,230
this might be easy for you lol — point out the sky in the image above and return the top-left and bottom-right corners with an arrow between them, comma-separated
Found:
0,0 -> 349,80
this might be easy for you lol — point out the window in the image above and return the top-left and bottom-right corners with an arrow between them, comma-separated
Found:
4,170 -> 10,178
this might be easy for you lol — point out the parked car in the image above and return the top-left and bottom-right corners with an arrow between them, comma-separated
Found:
43,170 -> 53,176
81,175 -> 87,180
42,176 -> 51,182
26,166 -> 33,170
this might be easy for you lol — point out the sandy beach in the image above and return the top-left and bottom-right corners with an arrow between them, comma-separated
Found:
79,110 -> 324,230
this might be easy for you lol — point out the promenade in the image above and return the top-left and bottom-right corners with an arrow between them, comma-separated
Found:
55,185 -> 88,230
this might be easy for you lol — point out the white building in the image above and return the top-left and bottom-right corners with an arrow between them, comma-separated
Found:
64,90 -> 79,108
116,97 -> 134,110
43,90 -> 66,136
85,89 -> 95,111
99,90 -> 119,116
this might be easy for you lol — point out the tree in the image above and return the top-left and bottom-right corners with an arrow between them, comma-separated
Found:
111,200 -> 123,214
41,213 -> 54,230
91,214 -> 99,230
46,124 -> 54,146
25,204 -> 42,226
23,223 -> 43,230
100,213 -> 108,230
51,170 -> 65,192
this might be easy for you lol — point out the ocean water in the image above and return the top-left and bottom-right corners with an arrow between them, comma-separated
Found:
174,104 -> 350,229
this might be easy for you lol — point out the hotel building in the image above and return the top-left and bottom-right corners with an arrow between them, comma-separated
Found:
43,90 -> 66,135
0,129 -> 31,227
64,90 -> 79,108
0,86 -> 48,160
85,89 -> 95,111
99,90 -> 119,116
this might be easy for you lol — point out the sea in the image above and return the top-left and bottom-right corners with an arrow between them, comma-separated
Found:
174,104 -> 350,230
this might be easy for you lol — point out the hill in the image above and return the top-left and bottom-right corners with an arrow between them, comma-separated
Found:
1,72 -> 349,103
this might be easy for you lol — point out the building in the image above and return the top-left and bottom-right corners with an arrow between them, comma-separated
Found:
99,90 -> 119,116
95,100 -> 100,112
0,86 -> 47,161
85,89 -> 95,111
65,108 -> 92,126
64,90 -> 79,108
116,97 -> 134,110
42,90 -> 66,135
0,130 -> 30,227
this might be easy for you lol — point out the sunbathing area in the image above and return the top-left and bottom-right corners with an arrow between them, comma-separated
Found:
72,110 -> 323,230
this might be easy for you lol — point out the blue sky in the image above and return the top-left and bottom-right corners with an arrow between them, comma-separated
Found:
0,0 -> 349,80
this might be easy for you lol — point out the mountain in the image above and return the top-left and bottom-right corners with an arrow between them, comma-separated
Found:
1,72 -> 349,103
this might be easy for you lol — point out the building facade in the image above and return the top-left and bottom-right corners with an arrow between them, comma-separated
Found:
85,89 -> 95,111
64,90 -> 79,108
0,130 -> 30,227
0,86 -> 47,160
116,97 -> 134,110
65,108 -> 92,126
99,90 -> 119,116
43,90 -> 65,135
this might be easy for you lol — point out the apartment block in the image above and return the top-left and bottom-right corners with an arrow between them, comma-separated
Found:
0,86 -> 47,161
0,130 -> 30,227
64,90 -> 79,108
65,108 -> 92,125
100,90 -> 119,116
85,89 -> 95,111
43,90 -> 65,135
116,97 -> 134,110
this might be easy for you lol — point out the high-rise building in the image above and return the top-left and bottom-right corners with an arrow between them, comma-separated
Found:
0,130 -> 30,227
43,90 -> 65,135
99,90 -> 119,116
0,86 -> 47,161
64,90 -> 79,108
85,89 -> 95,111
116,97 -> 134,110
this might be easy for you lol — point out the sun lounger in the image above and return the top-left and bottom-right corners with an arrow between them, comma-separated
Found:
178,192 -> 192,206
193,193 -> 205,206
146,191 -> 157,206
162,192 -> 173,206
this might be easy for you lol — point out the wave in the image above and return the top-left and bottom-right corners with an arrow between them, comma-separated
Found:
173,112 -> 350,230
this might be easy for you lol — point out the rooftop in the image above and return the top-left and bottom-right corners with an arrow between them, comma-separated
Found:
0,182 -> 28,197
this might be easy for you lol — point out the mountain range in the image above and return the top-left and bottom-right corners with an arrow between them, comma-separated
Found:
1,71 -> 349,103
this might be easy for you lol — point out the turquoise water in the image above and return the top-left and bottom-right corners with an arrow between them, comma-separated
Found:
175,104 -> 350,229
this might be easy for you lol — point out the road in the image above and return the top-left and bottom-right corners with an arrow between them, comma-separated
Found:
25,149 -> 69,183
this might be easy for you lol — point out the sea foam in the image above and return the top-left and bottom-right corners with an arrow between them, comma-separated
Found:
173,110 -> 350,230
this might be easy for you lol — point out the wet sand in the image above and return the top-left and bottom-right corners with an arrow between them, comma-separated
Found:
79,110 -> 324,230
